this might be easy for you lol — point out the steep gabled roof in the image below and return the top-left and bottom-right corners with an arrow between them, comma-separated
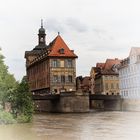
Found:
103,59 -> 120,70
47,35 -> 78,58
102,58 -> 121,74
95,58 -> 121,77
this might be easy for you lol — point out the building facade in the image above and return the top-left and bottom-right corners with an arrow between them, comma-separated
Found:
119,47 -> 140,99
25,23 -> 78,94
91,59 -> 120,95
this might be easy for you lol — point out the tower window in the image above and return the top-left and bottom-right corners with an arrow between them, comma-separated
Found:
40,37 -> 44,42
59,48 -> 64,54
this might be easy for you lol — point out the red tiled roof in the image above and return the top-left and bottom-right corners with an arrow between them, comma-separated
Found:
48,35 -> 78,58
95,58 -> 121,76
96,63 -> 105,69
103,59 -> 120,70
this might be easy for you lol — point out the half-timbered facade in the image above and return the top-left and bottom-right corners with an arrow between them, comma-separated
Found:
25,23 -> 77,94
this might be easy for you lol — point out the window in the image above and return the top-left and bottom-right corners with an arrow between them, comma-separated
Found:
105,83 -> 108,90
68,75 -> 73,83
52,59 -> 60,67
111,83 -> 114,89
60,60 -> 64,67
53,75 -> 58,83
116,83 -> 119,89
54,89 -> 57,93
65,59 -> 73,67
61,75 -> 65,83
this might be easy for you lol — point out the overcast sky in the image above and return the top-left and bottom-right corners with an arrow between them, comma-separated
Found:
0,0 -> 140,80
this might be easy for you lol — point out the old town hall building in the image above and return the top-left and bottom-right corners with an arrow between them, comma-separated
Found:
25,22 -> 78,94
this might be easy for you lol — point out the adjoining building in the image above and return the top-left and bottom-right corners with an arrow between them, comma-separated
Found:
76,76 -> 91,93
91,58 -> 121,95
119,47 -> 140,99
90,63 -> 105,94
119,47 -> 140,111
25,22 -> 78,94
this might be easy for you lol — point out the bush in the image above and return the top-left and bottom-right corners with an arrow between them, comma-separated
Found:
0,104 -> 3,111
0,110 -> 16,124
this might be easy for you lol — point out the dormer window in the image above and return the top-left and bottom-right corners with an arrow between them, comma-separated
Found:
59,48 -> 65,54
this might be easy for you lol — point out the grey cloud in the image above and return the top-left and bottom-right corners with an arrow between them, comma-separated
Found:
43,18 -> 89,34
92,27 -> 115,41
65,18 -> 88,33
93,28 -> 107,34
44,18 -> 65,33
87,44 -> 127,53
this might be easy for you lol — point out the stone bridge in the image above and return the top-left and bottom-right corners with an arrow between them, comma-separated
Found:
89,94 -> 122,111
32,93 -> 122,112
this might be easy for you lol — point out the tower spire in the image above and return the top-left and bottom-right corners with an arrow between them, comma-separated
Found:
41,19 -> 43,28
38,19 -> 46,45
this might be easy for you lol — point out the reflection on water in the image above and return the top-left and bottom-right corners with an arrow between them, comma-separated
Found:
0,111 -> 140,140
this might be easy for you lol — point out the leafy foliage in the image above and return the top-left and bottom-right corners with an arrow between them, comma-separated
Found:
0,49 -> 33,123
0,49 -> 17,102
11,77 -> 34,122
0,110 -> 16,124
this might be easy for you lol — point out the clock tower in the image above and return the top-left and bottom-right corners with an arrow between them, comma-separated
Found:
33,19 -> 47,51
38,19 -> 46,45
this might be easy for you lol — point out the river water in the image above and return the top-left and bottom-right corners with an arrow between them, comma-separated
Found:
0,111 -> 140,140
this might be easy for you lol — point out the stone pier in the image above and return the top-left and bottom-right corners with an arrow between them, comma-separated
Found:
34,93 -> 89,113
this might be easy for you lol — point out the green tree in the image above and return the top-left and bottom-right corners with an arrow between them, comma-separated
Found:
0,49 -> 17,124
0,49 -> 17,102
0,49 -> 33,123
11,76 -> 34,122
